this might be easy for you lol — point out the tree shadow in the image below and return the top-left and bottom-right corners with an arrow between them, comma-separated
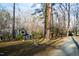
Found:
18,40 -> 61,56
0,42 -> 33,56
71,36 -> 79,50
59,36 -> 79,56
0,39 -> 61,56
0,38 -> 69,56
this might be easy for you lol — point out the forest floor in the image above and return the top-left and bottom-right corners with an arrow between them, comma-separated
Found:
0,36 -> 79,56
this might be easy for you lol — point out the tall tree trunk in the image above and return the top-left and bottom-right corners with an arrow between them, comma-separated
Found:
12,3 -> 16,39
75,4 -> 79,36
67,3 -> 70,36
51,4 -> 53,39
44,3 -> 52,39
75,12 -> 78,36
63,13 -> 66,36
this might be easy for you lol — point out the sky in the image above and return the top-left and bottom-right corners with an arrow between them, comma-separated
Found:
0,3 -> 32,11
0,3 -> 42,16
0,3 -> 41,11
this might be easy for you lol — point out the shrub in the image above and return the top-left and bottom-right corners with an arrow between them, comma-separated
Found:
1,33 -> 12,41
16,33 -> 23,40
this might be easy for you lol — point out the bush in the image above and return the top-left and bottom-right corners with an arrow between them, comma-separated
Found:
16,33 -> 23,40
1,33 -> 12,41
